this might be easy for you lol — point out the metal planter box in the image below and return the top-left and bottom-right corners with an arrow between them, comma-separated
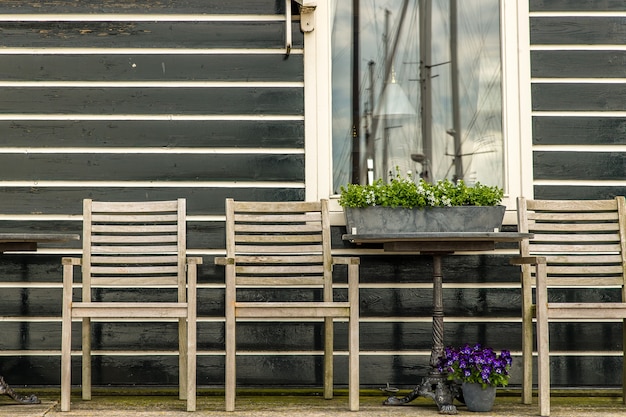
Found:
344,205 -> 506,234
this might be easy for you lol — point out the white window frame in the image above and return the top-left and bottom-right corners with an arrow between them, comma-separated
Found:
304,0 -> 534,223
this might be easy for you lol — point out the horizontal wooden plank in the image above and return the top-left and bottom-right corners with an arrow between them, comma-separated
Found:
534,185 -> 626,200
0,54 -> 303,82
530,0 -> 626,12
533,117 -> 626,146
0,87 -> 304,115
0,120 -> 304,148
0,21 -> 303,49
531,51 -> 626,78
530,17 -> 626,45
0,154 -> 304,182
0,187 -> 305,215
0,1 -> 292,14
534,151 -> 625,180
1,352 -> 625,388
532,84 -> 626,111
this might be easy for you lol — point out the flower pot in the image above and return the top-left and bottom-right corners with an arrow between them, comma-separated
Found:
343,205 -> 506,235
461,382 -> 496,412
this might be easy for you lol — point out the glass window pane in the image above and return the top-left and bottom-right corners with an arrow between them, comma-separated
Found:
332,0 -> 503,193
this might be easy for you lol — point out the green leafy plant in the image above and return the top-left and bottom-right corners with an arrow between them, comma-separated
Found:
436,343 -> 512,389
338,170 -> 504,209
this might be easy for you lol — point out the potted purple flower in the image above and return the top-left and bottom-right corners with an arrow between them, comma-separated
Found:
436,343 -> 512,412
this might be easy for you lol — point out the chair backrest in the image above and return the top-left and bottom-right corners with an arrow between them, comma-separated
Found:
517,197 -> 626,295
224,198 -> 333,300
81,199 -> 187,302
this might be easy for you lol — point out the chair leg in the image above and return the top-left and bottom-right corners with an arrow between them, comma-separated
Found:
623,320 -> 626,405
348,309 -> 359,411
187,316 -> 196,412
535,263 -> 550,417
521,265 -> 534,405
225,312 -> 236,411
81,318 -> 92,401
179,318 -> 188,400
323,317 -> 333,400
61,305 -> 72,412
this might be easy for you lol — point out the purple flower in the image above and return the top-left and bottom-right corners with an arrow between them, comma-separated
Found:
435,343 -> 513,387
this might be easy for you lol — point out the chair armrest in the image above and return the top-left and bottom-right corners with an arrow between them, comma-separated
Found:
62,257 -> 82,266
332,256 -> 360,265
215,257 -> 234,266
187,257 -> 203,265
509,256 -> 546,266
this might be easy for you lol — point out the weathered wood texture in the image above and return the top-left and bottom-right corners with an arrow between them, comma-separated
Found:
530,0 -> 626,11
0,0 -> 624,392
530,5 -> 626,200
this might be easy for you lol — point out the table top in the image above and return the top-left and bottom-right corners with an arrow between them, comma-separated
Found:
0,233 -> 80,243
342,232 -> 533,253
0,233 -> 80,253
343,232 -> 532,243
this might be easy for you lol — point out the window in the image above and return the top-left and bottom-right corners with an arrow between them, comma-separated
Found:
325,0 -> 532,210
304,0 -> 532,208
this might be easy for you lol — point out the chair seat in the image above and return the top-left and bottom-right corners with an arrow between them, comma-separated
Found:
235,301 -> 351,318
71,302 -> 189,318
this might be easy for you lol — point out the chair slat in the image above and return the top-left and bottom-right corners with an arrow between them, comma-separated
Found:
234,236 -> 323,245
91,235 -> 178,244
91,265 -> 179,274
545,265 -> 624,275
90,276 -> 179,286
91,214 -> 178,223
526,199 -> 618,211
236,277 -> 325,286
529,211 -> 619,222
527,222 -> 619,232
234,224 -> 322,233
234,212 -> 322,223
231,201 -> 322,212
534,277 -> 624,287
90,255 -> 179,264
528,243 -> 622,252
233,244 -> 323,254
91,225 -> 178,233
236,265 -> 324,274
91,245 -> 179,254
527,233 -> 620,243
533,254 -> 623,264
234,255 -> 324,264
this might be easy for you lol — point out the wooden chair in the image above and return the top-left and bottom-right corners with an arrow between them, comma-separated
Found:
511,196 -> 626,416
215,199 -> 360,411
60,199 -> 202,412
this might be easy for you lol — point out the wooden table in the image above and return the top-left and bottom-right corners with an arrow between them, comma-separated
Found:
0,232 -> 80,404
342,232 -> 532,414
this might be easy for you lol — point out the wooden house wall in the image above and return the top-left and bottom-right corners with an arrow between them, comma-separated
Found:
526,0 -> 626,387
0,0 -> 310,389
0,0 -> 624,392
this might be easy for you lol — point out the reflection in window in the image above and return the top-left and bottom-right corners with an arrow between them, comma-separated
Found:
332,0 -> 503,193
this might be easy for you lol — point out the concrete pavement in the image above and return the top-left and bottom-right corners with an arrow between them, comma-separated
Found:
0,388 -> 624,417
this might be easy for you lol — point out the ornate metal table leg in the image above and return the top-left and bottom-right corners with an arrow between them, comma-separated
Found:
0,376 -> 40,404
384,254 -> 459,414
